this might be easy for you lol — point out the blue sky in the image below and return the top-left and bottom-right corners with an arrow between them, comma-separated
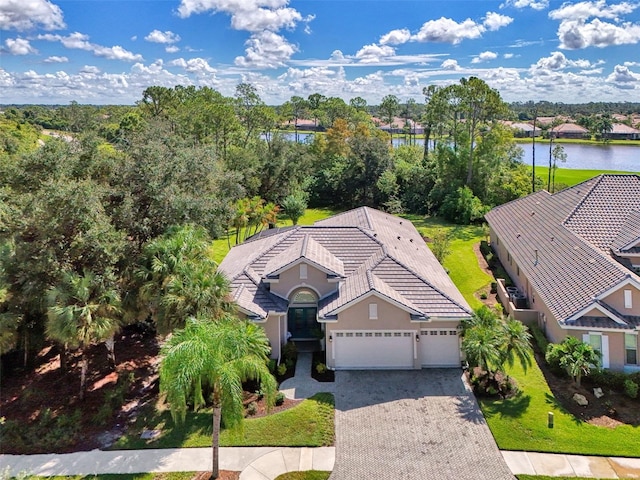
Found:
1,0 -> 640,105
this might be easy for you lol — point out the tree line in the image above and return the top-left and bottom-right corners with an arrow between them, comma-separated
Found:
0,77 -> 544,384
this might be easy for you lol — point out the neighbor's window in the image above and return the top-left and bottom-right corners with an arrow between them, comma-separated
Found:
369,303 -> 378,320
299,263 -> 308,280
624,289 -> 632,309
625,334 -> 638,365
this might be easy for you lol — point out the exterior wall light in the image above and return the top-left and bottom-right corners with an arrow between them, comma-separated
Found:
415,334 -> 420,342
329,335 -> 333,342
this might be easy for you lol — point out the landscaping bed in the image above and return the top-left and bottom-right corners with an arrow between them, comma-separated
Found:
311,351 -> 334,382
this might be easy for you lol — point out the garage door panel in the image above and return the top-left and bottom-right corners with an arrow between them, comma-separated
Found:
333,330 -> 414,369
420,329 -> 460,367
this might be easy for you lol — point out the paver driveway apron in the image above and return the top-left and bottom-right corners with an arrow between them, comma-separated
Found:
330,369 -> 514,480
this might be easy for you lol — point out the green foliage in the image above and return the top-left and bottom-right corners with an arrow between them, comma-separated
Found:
315,363 -> 327,374
430,229 -> 451,264
246,401 -> 258,416
282,341 -> 298,367
277,363 -> 288,376
461,306 -> 532,383
624,379 -> 639,399
545,337 -> 601,387
439,186 -> 488,224
274,472 -> 331,480
281,191 -> 308,226
275,392 -> 286,406
528,324 -> 549,354
0,408 -> 82,453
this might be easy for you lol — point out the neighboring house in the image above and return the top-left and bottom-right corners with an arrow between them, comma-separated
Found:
605,123 -> 640,141
371,116 -> 424,135
507,122 -> 542,138
485,175 -> 640,372
218,207 -> 471,370
550,123 -> 590,139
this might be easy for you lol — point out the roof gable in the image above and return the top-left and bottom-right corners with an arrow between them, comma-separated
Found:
262,234 -> 345,278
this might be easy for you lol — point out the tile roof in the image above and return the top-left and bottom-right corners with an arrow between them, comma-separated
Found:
485,174 -> 640,327
219,207 -> 471,320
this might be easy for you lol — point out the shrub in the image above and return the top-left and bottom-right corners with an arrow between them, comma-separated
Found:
490,282 -> 497,294
282,342 -> 298,363
246,402 -> 258,416
267,359 -> 277,374
315,362 -> 327,374
587,369 -> 627,391
529,324 -> 549,354
480,292 -> 488,300
277,363 -> 287,376
275,392 -> 285,406
624,379 -> 638,399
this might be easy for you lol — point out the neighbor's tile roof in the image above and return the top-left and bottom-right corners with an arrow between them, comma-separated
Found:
219,207 -> 472,320
485,174 -> 640,327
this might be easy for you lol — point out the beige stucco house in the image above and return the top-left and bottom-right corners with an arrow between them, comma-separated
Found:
485,175 -> 640,372
218,207 -> 472,370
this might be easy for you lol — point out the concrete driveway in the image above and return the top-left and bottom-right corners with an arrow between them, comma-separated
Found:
329,369 -> 514,480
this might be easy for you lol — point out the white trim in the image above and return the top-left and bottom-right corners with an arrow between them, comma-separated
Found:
566,302 -> 627,325
624,289 -> 633,309
561,324 -> 636,333
326,291 -> 422,317
583,332 -> 610,369
595,277 -> 640,302
284,284 -> 322,301
266,258 -> 344,280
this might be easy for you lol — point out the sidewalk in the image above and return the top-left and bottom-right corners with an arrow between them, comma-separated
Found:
502,451 -> 640,479
0,447 -> 336,479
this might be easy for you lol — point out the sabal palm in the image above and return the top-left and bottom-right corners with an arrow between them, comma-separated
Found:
46,269 -> 121,399
160,315 -> 276,479
137,224 -> 229,335
461,322 -> 503,374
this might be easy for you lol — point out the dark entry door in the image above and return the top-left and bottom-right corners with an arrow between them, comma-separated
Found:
288,307 -> 317,339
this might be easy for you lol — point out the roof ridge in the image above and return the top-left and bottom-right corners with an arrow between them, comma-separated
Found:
301,234 -> 309,257
362,206 -> 374,230
382,254 -> 472,314
562,174 -> 605,226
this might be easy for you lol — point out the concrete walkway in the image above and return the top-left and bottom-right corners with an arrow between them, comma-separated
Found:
0,447 -> 335,478
3,448 -> 640,479
279,352 -> 334,400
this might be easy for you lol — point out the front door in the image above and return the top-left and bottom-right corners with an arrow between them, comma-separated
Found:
288,307 -> 318,339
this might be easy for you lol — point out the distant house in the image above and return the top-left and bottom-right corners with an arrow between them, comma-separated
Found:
283,118 -> 322,132
605,123 -> 640,141
372,116 -> 424,135
508,122 -> 542,138
551,123 -> 590,139
219,207 -> 471,370
485,175 -> 640,372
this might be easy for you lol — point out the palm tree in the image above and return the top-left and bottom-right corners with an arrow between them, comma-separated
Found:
500,318 -> 533,373
160,315 -> 277,480
46,269 -> 121,400
546,336 -> 601,387
137,224 -> 230,335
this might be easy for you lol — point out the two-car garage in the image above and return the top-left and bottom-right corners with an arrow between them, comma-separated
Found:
331,328 -> 461,370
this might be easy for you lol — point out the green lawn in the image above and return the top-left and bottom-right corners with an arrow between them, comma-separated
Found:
112,393 -> 334,449
31,475 -> 198,480
212,208 -> 339,263
402,215 -> 491,310
480,361 -> 640,457
274,472 -> 331,480
531,166 -> 639,189
517,477 -> 615,480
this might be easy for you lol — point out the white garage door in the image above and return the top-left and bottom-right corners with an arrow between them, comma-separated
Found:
333,330 -> 415,369
420,329 -> 460,367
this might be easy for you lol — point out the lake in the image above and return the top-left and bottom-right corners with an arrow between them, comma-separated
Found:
265,132 -> 640,173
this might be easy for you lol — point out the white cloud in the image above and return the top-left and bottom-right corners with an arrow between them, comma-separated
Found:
379,28 -> 411,45
80,65 -> 101,74
500,0 -> 549,10
38,32 -> 144,61
441,59 -> 461,70
166,45 -> 180,53
234,31 -> 298,68
170,57 -> 216,74
44,55 -> 68,63
354,44 -> 396,63
472,51 -> 498,64
549,0 -> 637,21
411,17 -> 485,44
5,38 -> 37,55
607,64 -> 640,83
410,12 -> 510,45
0,0 -> 65,31
530,51 -> 603,75
145,30 -> 181,44
176,0 -> 310,34
624,61 -> 640,66
504,53 -> 515,59
483,12 -> 513,31
556,18 -> 640,49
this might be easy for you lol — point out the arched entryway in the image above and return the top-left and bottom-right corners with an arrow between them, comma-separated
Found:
287,288 -> 318,340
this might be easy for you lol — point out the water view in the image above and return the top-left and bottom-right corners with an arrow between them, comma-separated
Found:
268,132 -> 640,173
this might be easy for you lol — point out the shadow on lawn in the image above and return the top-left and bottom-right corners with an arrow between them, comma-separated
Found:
481,393 -> 531,419
544,392 -> 582,426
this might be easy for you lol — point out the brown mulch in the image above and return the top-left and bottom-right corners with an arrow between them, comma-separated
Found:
534,350 -> 640,427
472,241 -> 499,307
193,471 -> 240,480
242,391 -> 301,418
